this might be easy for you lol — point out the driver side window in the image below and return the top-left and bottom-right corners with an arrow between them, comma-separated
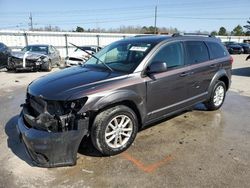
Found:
105,47 -> 127,63
151,42 -> 184,69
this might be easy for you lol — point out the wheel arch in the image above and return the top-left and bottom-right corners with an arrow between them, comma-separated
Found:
208,69 -> 230,97
86,91 -> 145,130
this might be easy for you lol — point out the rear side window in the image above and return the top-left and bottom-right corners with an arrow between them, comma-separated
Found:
185,41 -> 209,64
151,42 -> 184,69
206,41 -> 227,59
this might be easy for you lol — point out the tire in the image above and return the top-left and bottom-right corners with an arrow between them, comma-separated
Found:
91,105 -> 138,156
44,60 -> 52,72
6,67 -> 13,72
204,81 -> 226,111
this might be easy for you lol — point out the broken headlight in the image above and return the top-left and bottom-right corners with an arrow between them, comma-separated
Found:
37,56 -> 49,62
63,97 -> 88,113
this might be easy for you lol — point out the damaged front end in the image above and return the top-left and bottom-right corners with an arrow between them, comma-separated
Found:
7,52 -> 50,71
17,94 -> 89,167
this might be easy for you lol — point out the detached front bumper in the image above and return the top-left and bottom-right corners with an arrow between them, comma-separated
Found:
17,111 -> 89,168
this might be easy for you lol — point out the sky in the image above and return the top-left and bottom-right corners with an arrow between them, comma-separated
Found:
0,0 -> 249,32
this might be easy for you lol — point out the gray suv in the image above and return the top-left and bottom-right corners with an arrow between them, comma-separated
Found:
17,34 -> 232,167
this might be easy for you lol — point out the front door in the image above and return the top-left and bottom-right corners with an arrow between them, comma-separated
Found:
146,41 -> 190,120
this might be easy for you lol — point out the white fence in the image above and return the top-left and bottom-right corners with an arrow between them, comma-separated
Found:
0,30 -> 136,57
0,30 -> 250,57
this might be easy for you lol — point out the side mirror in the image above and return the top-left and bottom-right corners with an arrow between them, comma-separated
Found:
147,61 -> 167,74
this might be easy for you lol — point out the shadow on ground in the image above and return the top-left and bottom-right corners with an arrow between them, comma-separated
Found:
232,67 -> 250,77
79,103 -> 208,157
5,115 -> 34,166
78,136 -> 103,157
4,103 -> 208,161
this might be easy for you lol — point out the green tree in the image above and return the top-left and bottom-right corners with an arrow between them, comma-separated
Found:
218,27 -> 227,36
232,25 -> 244,36
75,26 -> 84,32
210,31 -> 218,36
243,18 -> 250,31
245,31 -> 250,36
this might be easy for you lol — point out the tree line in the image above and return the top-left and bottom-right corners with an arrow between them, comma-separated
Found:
211,25 -> 250,36
74,25 -> 179,34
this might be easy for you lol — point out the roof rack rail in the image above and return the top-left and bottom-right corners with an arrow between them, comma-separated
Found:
172,33 -> 213,37
134,34 -> 156,37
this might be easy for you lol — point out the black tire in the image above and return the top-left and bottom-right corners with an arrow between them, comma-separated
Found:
204,81 -> 226,111
6,67 -> 13,72
44,60 -> 52,72
91,105 -> 138,156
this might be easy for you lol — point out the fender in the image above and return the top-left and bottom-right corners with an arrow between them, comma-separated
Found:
207,69 -> 229,98
80,89 -> 147,124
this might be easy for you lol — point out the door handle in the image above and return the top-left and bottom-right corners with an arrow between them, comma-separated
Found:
179,72 -> 190,77
210,64 -> 217,68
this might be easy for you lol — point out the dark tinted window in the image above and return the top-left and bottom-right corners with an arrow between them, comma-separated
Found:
206,42 -> 227,59
185,41 -> 209,64
151,42 -> 184,69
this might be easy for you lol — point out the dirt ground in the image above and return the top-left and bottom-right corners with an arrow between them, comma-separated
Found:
0,55 -> 250,188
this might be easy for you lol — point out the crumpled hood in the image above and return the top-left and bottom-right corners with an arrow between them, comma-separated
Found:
28,66 -> 125,100
11,51 -> 47,60
68,50 -> 89,59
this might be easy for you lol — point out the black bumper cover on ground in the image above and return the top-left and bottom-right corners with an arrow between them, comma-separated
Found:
17,112 -> 89,168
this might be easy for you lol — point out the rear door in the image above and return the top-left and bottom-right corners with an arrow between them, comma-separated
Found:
184,41 -> 219,101
146,41 -> 190,120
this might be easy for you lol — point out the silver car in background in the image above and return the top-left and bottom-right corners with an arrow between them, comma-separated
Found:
7,44 -> 61,72
65,45 -> 102,67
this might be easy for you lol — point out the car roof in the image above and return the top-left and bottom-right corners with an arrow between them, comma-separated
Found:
122,35 -> 171,44
122,34 -> 221,45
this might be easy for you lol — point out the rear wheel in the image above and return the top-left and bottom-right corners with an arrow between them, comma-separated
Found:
204,81 -> 226,111
91,105 -> 138,155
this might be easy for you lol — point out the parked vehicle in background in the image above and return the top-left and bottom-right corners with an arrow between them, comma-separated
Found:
238,43 -> 250,54
17,34 -> 232,167
7,44 -> 61,72
65,45 -> 102,67
224,41 -> 243,54
0,42 -> 11,69
246,55 -> 250,61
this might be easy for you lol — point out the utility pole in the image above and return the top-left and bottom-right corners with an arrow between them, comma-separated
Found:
154,0 -> 159,34
29,12 -> 33,31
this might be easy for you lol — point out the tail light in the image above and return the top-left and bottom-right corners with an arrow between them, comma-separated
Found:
230,56 -> 233,64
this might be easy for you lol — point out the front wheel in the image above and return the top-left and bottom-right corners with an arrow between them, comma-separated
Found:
43,60 -> 52,72
204,81 -> 226,111
91,105 -> 138,156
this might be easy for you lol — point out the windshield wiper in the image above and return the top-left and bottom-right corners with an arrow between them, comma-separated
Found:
69,43 -> 113,72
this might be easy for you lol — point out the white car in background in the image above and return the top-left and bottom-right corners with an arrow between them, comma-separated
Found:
65,45 -> 102,67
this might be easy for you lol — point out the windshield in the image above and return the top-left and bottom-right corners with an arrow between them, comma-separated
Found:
22,46 -> 48,55
84,41 -> 156,73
